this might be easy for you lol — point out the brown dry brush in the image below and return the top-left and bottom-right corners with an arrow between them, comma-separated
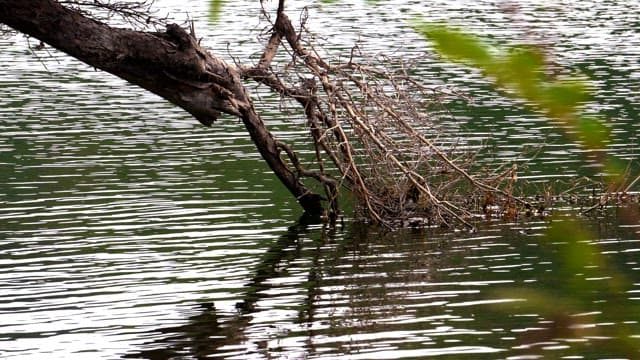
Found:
8,1 -> 628,229
238,3 -> 537,229
59,0 -> 161,27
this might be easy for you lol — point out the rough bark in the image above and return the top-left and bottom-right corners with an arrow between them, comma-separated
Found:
0,0 -> 324,214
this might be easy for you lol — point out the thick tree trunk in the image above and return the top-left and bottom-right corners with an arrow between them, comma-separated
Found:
0,0 -> 324,214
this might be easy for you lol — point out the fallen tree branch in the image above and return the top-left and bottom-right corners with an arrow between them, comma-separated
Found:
3,0 -> 549,228
0,0 -> 325,214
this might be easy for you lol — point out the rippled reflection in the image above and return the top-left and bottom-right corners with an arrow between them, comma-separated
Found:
1,0 -> 639,359
116,220 -> 639,359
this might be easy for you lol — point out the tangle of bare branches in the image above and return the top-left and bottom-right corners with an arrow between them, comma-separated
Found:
59,0 -> 162,28
239,2 -> 534,228
16,0 -> 625,229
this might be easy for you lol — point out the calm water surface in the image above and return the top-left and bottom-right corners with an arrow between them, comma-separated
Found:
1,1 -> 639,359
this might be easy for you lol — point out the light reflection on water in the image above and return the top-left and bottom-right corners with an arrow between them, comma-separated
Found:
1,0 -> 639,359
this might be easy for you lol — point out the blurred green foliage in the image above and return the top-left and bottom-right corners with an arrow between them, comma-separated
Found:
412,21 -> 630,185
208,0 -> 225,24
492,219 -> 639,357
413,19 -> 639,357
413,23 -> 592,124
414,20 -> 608,156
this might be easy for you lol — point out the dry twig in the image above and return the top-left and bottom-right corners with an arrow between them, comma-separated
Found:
239,3 -> 533,228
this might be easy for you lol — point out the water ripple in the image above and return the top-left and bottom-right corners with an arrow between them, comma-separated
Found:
2,0 -> 640,359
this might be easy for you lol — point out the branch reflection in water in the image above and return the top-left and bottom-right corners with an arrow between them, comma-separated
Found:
122,211 -> 638,359
122,214 -> 523,359
123,213 -> 332,359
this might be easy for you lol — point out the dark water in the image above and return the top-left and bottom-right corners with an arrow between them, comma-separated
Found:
1,1 -> 639,359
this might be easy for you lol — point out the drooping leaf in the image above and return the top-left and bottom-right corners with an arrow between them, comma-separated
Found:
208,0 -> 225,24
541,80 -> 590,119
545,220 -> 598,284
413,22 -> 494,68
413,21 -> 594,125
577,116 -> 609,149
499,46 -> 546,100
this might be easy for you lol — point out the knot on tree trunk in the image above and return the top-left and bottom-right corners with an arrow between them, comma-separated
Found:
166,23 -> 195,51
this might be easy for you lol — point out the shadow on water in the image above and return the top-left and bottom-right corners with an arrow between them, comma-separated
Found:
120,209 -> 640,359
120,214 -> 498,359
122,212 -> 333,359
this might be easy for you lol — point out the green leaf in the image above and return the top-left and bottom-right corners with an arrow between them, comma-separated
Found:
413,22 -> 494,68
577,116 -> 609,149
541,80 -> 590,119
545,220 -> 596,277
544,219 -> 626,293
498,47 -> 546,100
209,0 -> 225,24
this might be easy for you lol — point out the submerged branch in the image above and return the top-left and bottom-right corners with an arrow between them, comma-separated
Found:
243,3 -> 536,228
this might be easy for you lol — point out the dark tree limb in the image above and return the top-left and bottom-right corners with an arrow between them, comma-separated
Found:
0,0 -> 325,214
1,0 -> 540,227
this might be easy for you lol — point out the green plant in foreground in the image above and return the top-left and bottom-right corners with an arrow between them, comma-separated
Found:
492,219 -> 640,357
413,22 -> 629,187
208,0 -> 225,23
414,20 -> 639,356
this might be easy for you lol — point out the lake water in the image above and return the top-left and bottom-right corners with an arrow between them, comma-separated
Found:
1,0 -> 639,359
